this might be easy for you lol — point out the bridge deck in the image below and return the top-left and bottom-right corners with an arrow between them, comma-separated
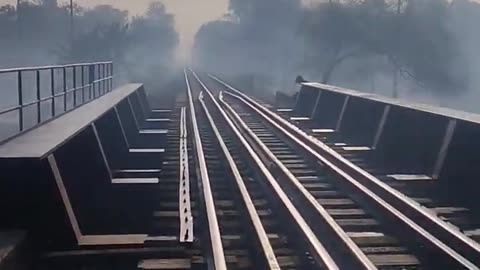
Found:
0,84 -> 142,159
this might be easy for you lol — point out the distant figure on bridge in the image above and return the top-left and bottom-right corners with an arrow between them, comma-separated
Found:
295,75 -> 308,84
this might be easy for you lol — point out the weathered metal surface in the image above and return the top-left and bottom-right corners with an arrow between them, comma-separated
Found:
302,82 -> 480,125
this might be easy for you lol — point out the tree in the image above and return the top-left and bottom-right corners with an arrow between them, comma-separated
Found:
0,0 -> 179,91
300,0 -> 460,95
193,0 -> 304,92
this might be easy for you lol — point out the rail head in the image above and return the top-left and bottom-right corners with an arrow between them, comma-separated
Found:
213,75 -> 480,269
184,69 -> 227,270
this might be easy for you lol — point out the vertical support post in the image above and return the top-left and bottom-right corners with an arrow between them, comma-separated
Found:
432,119 -> 457,179
97,64 -> 102,95
47,154 -> 83,242
110,63 -> 113,90
73,66 -> 77,107
63,67 -> 67,112
114,106 -> 130,149
36,70 -> 41,124
51,68 -> 55,117
81,65 -> 85,102
310,91 -> 322,120
372,105 -> 390,149
102,64 -> 106,93
335,96 -> 350,132
17,71 -> 23,131
91,123 -> 112,177
127,97 -> 140,131
89,64 -> 95,98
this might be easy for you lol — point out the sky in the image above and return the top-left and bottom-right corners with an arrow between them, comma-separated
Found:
0,0 -> 230,61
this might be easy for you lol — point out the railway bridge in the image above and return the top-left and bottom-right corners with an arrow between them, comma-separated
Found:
1,62 -> 480,270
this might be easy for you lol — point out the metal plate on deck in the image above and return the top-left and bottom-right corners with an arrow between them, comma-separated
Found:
115,169 -> 161,173
151,109 -> 172,113
138,259 -> 191,269
290,117 -> 310,121
129,148 -> 165,153
387,174 -> 433,181
111,178 -> 159,184
312,129 -> 335,133
78,234 -> 147,246
146,118 -> 171,122
139,129 -> 169,134
342,146 -> 371,151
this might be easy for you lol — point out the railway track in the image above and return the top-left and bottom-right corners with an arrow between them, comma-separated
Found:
209,78 -> 480,269
187,69 -> 328,269
182,70 -> 480,269
19,68 -> 480,270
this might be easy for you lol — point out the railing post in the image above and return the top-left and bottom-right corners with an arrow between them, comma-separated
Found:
110,63 -> 113,90
17,71 -> 23,131
36,70 -> 41,124
81,65 -> 85,102
51,68 -> 55,117
63,67 -> 67,112
97,64 -> 102,95
108,63 -> 113,91
73,66 -> 77,107
89,64 -> 95,98
103,63 -> 106,93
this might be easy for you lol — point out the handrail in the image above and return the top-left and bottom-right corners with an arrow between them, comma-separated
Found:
0,61 -> 112,74
0,61 -> 114,144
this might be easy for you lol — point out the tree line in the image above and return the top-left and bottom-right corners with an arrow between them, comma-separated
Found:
0,0 -> 178,87
193,0 -> 480,98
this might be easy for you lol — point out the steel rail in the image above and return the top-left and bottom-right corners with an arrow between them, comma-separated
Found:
191,71 -> 340,270
183,69 -> 227,270
213,76 -> 479,269
197,88 -> 281,270
218,91 -> 377,270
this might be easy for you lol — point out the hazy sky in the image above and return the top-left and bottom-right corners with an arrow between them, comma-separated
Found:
0,0 -> 229,61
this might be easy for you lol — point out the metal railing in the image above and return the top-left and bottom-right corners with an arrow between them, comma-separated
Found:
0,61 -> 113,144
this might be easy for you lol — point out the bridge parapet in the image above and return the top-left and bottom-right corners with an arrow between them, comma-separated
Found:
0,82 -> 170,249
296,82 -> 480,207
